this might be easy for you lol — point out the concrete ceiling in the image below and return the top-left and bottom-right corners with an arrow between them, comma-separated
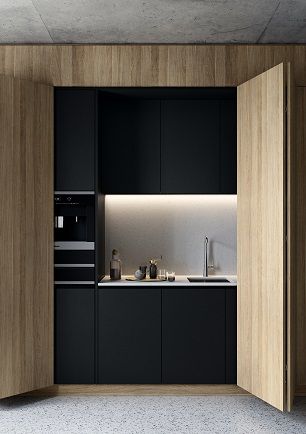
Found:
1,0 -> 306,44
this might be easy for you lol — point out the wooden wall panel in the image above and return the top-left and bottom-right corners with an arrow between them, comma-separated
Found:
0,45 -> 306,87
0,75 -> 53,398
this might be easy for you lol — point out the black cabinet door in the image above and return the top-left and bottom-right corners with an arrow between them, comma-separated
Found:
100,98 -> 160,194
161,100 -> 220,193
162,287 -> 226,384
55,288 -> 95,384
226,287 -> 237,384
98,287 -> 161,383
55,89 -> 96,191
220,99 -> 237,194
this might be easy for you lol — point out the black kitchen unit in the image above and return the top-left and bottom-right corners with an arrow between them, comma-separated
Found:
96,286 -> 237,385
55,87 -> 236,194
54,86 -> 238,386
99,88 -> 236,194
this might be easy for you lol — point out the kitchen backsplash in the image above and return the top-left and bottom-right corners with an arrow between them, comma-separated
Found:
105,195 -> 237,275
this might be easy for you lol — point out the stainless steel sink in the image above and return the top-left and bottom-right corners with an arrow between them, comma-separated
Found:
187,277 -> 230,283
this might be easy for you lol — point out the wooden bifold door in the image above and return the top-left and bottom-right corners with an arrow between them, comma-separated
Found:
0,75 -> 53,398
237,63 -> 294,411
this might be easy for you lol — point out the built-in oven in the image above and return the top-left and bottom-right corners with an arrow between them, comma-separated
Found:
54,194 -> 95,285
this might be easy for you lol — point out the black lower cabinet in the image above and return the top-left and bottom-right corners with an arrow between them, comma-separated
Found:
55,288 -> 95,384
98,288 -> 161,384
226,287 -> 237,384
162,287 -> 226,384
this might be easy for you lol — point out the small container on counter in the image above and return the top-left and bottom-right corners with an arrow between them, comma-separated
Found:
110,249 -> 122,280
149,260 -> 158,279
167,271 -> 175,282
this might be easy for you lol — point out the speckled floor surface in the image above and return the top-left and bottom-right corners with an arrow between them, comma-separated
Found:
1,395 -> 306,433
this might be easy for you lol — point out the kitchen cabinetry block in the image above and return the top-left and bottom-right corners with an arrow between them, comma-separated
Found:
162,288 -> 226,384
55,288 -> 95,384
98,288 -> 161,383
55,89 -> 96,191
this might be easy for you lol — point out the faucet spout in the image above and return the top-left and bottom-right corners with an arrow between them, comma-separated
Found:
203,236 -> 209,277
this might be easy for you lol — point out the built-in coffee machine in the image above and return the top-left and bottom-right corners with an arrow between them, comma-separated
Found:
54,193 -> 95,284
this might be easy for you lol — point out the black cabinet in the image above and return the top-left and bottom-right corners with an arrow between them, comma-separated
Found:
98,88 -> 236,194
161,99 -> 236,193
162,287 -> 226,384
98,287 -> 161,383
220,100 -> 237,194
55,89 -> 96,191
161,100 -> 220,193
226,287 -> 237,384
100,97 -> 160,194
55,287 -> 95,384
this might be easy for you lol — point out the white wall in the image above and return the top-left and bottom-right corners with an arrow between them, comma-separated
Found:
105,195 -> 237,276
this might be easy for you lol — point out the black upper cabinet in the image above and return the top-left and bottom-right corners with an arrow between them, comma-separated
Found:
100,96 -> 160,194
98,287 -> 161,384
161,98 -> 237,194
99,88 -> 236,194
220,99 -> 237,194
56,88 -> 236,194
55,89 -> 96,191
162,287 -> 226,384
161,100 -> 220,194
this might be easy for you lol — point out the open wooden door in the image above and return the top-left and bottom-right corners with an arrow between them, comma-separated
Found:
0,75 -> 53,398
237,63 -> 294,411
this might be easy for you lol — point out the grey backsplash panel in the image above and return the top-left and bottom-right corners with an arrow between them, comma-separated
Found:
105,195 -> 237,276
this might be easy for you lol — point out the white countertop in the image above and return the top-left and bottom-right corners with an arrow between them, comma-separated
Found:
98,275 -> 237,287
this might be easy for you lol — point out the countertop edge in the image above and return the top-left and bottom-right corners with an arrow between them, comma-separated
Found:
98,275 -> 237,287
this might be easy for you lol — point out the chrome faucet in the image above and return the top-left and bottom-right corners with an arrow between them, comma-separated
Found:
203,236 -> 209,277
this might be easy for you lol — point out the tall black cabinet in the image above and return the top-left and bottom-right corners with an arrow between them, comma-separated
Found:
55,89 -> 96,191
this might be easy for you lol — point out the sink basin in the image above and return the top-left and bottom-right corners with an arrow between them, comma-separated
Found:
187,277 -> 230,283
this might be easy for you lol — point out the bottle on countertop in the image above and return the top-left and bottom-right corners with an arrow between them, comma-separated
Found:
149,259 -> 158,279
110,249 -> 122,280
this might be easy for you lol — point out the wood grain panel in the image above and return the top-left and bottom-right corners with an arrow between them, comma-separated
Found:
23,384 -> 249,396
237,64 -> 286,411
0,45 -> 305,87
0,75 -> 53,398
286,63 -> 295,412
296,87 -> 306,388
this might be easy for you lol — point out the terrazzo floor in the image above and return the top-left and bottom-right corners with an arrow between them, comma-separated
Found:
1,395 -> 306,433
